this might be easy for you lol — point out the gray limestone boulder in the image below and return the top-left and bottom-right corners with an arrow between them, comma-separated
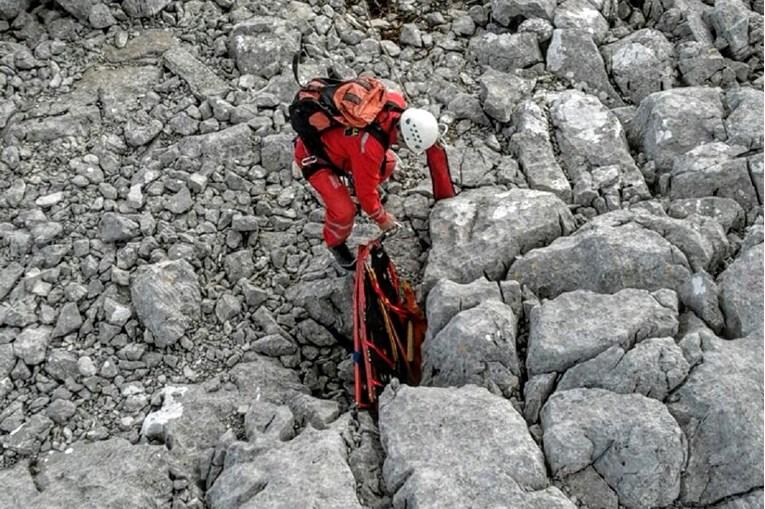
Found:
425,277 -> 521,341
286,276 -> 353,338
630,87 -> 726,171
668,196 -> 746,233
547,29 -> 622,107
509,100 -> 572,202
549,90 -> 650,207
51,301 -> 82,338
10,107 -> 101,142
444,139 -> 518,188
718,242 -> 764,337
122,0 -> 170,17
163,46 -> 228,98
55,0 -> 96,20
176,124 -> 257,167
553,0 -> 609,43
14,326 -> 52,365
130,259 -> 201,347
0,344 -> 14,379
478,69 -> 536,123
586,208 -> 730,273
224,250 -> 254,282
667,143 -> 759,212
142,356 -> 315,475
541,388 -> 686,508
1,0 -> 31,19
677,41 -> 727,85
556,337 -> 690,399
492,0 -> 557,23
448,93 -> 492,126
667,334 -> 764,505
261,133 -> 295,174
0,461 -> 38,508
208,417 -> 362,509
422,301 -> 521,397
679,270 -> 726,333
527,288 -> 679,376
468,32 -> 543,72
724,87 -> 764,151
509,219 -> 693,300
0,262 -> 23,301
601,29 -> 675,104
379,384 -> 576,509
654,0 -> 715,45
710,0 -> 755,60
712,490 -> 764,509
424,187 -> 575,292
13,438 -> 173,507
100,212 -> 140,242
229,17 -> 300,78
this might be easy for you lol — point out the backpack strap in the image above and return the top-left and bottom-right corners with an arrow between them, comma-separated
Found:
361,100 -> 404,151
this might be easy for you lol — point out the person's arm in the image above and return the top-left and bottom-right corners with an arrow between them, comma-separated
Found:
352,133 -> 394,226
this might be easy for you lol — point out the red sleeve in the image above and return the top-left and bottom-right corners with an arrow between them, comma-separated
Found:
350,132 -> 388,223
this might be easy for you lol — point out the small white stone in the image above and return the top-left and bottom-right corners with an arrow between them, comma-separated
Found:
35,192 -> 64,208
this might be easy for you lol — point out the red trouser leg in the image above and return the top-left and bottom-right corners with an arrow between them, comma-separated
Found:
307,169 -> 357,248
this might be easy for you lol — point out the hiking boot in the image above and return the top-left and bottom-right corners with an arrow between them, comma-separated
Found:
329,242 -> 356,271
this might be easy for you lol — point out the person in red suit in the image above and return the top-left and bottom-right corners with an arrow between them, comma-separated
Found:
294,91 -> 439,270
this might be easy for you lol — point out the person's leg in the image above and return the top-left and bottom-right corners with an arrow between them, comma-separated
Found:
307,169 -> 357,268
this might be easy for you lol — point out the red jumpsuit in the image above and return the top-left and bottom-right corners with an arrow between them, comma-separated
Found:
294,94 -> 405,248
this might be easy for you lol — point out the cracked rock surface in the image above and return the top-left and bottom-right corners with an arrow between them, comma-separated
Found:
0,0 -> 762,507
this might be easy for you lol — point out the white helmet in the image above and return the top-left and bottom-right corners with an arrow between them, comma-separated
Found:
399,108 -> 439,154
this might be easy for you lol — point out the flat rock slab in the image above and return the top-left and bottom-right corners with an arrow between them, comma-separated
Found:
667,142 -> 760,212
548,90 -> 650,207
468,32 -> 543,72
9,106 -> 101,142
208,417 -> 362,509
510,100 -> 572,202
586,208 -> 729,273
556,337 -> 690,400
10,438 -> 173,508
174,123 -> 257,167
546,29 -> 622,107
424,187 -> 574,292
509,222 -> 692,300
422,300 -> 521,397
630,87 -> 726,171
425,277 -> 521,342
668,196 -> 746,233
163,46 -> 228,98
510,205 -> 728,299
542,388 -> 686,508
75,65 -> 163,120
105,29 -> 178,62
379,384 -> 575,509
527,288 -> 679,375
141,356 -> 328,477
718,242 -> 764,338
667,333 -> 764,505
130,259 -> 201,347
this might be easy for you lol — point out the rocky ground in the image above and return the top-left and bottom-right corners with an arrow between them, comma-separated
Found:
0,0 -> 762,507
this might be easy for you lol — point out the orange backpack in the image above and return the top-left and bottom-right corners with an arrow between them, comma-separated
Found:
289,63 -> 404,176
